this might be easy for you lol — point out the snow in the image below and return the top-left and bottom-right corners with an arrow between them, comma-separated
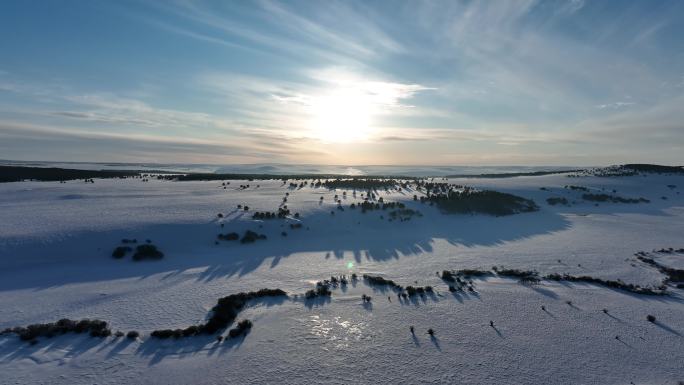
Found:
0,172 -> 683,384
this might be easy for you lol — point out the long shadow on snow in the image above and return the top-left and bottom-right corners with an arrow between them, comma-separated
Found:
0,205 -> 572,291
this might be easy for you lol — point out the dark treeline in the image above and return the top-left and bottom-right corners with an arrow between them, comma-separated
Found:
2,319 -> 112,342
571,164 -> 684,177
445,169 -> 581,178
151,289 -> 287,339
164,173 -> 416,182
321,178 -> 402,189
0,166 -> 140,182
623,164 -> 684,174
421,188 -> 538,216
582,193 -> 649,204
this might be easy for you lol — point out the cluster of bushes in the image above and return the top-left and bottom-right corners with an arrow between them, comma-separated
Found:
363,274 -> 402,290
421,189 -> 538,216
636,251 -> 684,286
350,200 -> 407,213
545,273 -> 665,295
290,223 -> 303,229
441,269 -> 490,292
132,244 -> 164,261
217,232 -> 240,241
493,267 -> 541,284
404,286 -> 434,296
388,208 -> 422,221
654,247 -> 684,254
546,197 -> 569,206
112,241 -> 164,261
582,193 -> 649,204
240,230 -> 267,243
228,320 -> 253,338
252,207 -> 292,220
322,179 -> 399,190
305,284 -> 332,299
361,274 -> 433,297
151,289 -> 286,338
2,319 -> 111,342
112,246 -> 132,259
565,185 -> 589,192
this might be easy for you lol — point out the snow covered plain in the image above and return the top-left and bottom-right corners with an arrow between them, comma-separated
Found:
0,172 -> 683,384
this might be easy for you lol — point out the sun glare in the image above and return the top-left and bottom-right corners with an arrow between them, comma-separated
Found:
308,87 -> 373,143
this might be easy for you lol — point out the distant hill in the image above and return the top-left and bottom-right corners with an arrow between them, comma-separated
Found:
0,166 -> 140,182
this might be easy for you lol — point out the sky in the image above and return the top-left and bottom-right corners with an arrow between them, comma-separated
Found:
0,0 -> 683,166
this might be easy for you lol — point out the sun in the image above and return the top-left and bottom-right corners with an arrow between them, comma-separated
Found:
308,87 -> 373,143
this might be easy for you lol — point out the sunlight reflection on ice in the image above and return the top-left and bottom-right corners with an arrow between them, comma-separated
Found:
308,315 -> 367,348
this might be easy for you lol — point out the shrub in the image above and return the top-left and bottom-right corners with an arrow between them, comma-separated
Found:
228,320 -> 253,338
582,193 -> 649,204
112,246 -> 132,259
240,230 -> 266,243
218,232 -> 240,241
647,315 -> 656,323
5,319 -> 111,342
363,274 -> 403,290
545,273 -> 665,295
546,197 -> 569,206
305,286 -> 331,299
132,244 -> 164,261
126,330 -> 139,339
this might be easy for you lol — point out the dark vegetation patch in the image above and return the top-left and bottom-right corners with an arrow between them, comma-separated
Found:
305,285 -> 332,299
439,265 -> 667,295
126,330 -> 139,339
623,164 -> 684,174
444,169 -> 580,178
304,276 -> 353,299
252,207 -> 292,220
440,270 -> 483,292
564,185 -> 589,192
545,273 -> 665,295
546,197 -> 569,206
569,164 -> 684,177
132,244 -> 164,261
352,200 -> 406,213
404,285 -> 434,296
322,179 -> 400,190
582,193 -> 649,204
421,188 -> 538,216
388,208 -> 422,221
217,232 -> 239,241
493,267 -> 541,285
166,173 -> 415,182
228,320 -> 253,338
112,246 -> 132,259
240,230 -> 267,243
0,165 -> 140,183
363,274 -> 402,290
2,319 -> 111,342
362,274 -> 433,297
151,289 -> 286,338
635,249 -> 684,286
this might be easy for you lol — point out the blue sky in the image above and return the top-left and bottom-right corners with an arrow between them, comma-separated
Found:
1,0 -> 683,165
